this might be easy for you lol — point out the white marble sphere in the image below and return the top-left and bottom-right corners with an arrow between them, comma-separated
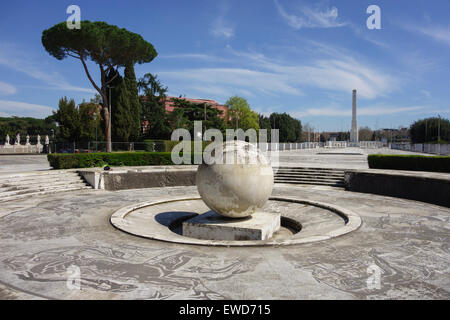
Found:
196,140 -> 274,218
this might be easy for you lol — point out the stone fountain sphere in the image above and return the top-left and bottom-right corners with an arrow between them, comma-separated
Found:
196,140 -> 274,218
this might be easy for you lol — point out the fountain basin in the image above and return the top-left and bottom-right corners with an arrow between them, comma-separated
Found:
110,196 -> 361,247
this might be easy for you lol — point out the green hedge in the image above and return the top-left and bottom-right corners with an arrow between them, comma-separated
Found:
47,152 -> 196,169
368,154 -> 450,173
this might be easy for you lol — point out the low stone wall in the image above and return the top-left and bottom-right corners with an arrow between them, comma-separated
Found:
78,166 -> 197,190
344,169 -> 450,207
79,165 -> 450,208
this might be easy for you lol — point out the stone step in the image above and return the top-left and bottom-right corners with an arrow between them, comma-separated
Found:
274,179 -> 345,187
275,168 -> 346,174
275,172 -> 345,177
273,165 -> 346,188
0,185 -> 92,203
276,166 -> 347,170
0,182 -> 89,197
0,173 -> 82,184
274,178 -> 344,185
0,172 -> 80,184
275,176 -> 344,182
0,169 -> 76,178
274,177 -> 344,182
0,178 -> 88,192
275,172 -> 344,178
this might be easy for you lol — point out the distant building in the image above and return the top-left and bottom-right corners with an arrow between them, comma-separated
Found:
328,133 -> 339,142
141,120 -> 150,135
140,96 -> 228,135
163,96 -> 228,118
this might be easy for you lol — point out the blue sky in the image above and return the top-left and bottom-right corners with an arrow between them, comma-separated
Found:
0,0 -> 449,131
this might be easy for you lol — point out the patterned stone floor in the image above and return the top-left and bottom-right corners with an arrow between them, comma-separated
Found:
0,184 -> 449,299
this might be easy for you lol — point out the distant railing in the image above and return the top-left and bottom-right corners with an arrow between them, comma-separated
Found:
1,138 -> 391,155
265,141 -> 386,151
265,142 -> 320,151
391,143 -> 450,155
0,134 -> 45,154
46,141 -> 167,154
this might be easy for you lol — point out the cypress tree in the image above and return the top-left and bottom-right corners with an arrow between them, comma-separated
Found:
107,69 -> 133,142
124,64 -> 141,141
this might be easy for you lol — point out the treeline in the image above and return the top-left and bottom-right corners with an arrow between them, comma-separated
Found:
410,117 -> 450,144
259,113 -> 302,142
0,116 -> 57,141
50,97 -> 104,142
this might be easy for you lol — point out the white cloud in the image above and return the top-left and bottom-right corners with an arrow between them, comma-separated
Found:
157,67 -> 303,98
411,25 -> 450,46
420,89 -> 431,99
211,17 -> 234,39
0,81 -> 17,95
0,100 -> 54,118
187,85 -> 232,98
222,48 -> 398,99
359,105 -> 425,116
160,53 -> 229,63
292,105 -> 425,117
156,44 -> 400,102
161,53 -> 215,60
274,0 -> 346,29
0,45 -> 95,94
210,2 -> 234,39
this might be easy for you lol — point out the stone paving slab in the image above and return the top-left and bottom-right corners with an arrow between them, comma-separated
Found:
0,155 -> 51,173
277,147 -> 434,169
0,185 -> 448,300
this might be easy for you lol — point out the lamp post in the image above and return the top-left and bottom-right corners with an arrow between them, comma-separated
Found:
107,85 -> 114,152
438,114 -> 441,155
50,129 -> 54,154
93,112 -> 98,152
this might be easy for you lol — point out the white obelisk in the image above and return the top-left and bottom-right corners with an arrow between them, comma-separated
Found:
350,89 -> 358,143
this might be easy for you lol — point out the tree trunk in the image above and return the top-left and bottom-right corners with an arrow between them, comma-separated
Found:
100,91 -> 111,153
103,106 -> 111,152
79,57 -> 112,152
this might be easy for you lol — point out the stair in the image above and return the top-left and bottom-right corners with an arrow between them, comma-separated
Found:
0,170 -> 92,202
274,167 -> 346,187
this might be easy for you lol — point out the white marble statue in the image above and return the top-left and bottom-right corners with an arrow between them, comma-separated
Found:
5,134 -> 10,145
45,135 -> 49,145
26,135 -> 30,145
36,134 -> 41,145
15,133 -> 20,145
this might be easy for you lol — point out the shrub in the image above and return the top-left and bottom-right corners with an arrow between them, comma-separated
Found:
47,152 -> 196,169
368,154 -> 450,173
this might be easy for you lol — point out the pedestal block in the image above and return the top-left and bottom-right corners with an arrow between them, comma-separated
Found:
182,211 -> 280,241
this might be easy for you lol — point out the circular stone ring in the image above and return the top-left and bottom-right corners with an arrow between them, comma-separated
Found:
110,196 -> 362,247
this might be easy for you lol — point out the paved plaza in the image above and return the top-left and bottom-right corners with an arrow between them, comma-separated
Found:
0,155 -> 50,173
278,147 -> 432,169
0,147 -> 431,173
0,183 -> 449,299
